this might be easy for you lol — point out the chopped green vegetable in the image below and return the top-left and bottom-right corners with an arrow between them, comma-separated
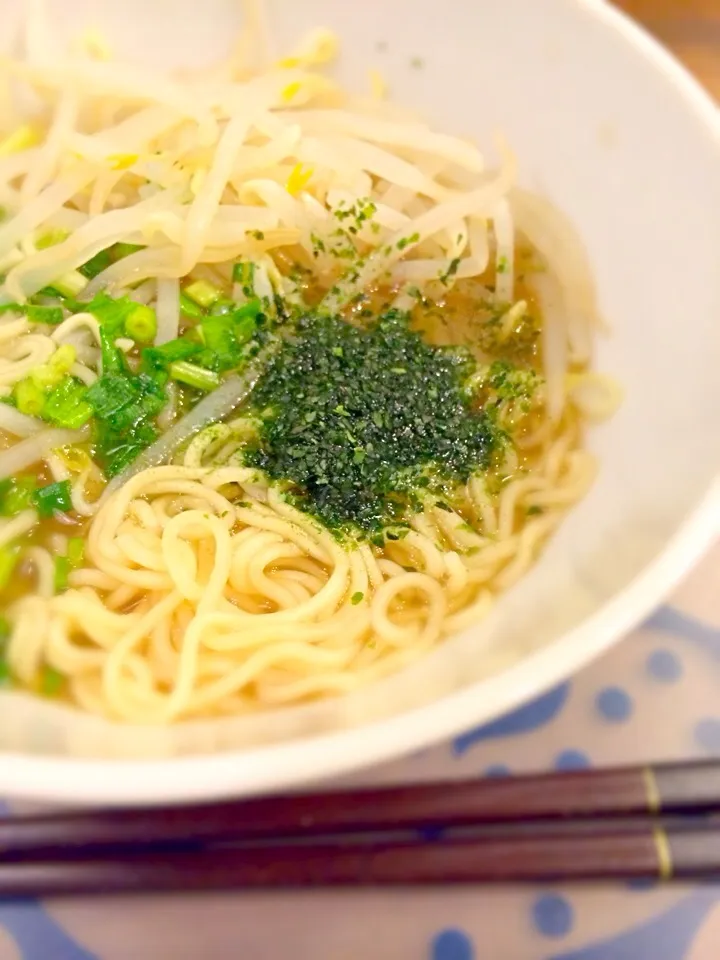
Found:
79,247 -> 112,279
244,310 -> 502,535
98,327 -> 124,375
87,291 -> 157,352
483,359 -> 540,404
351,591 -> 364,605
52,344 -> 76,375
87,367 -> 167,477
67,537 -> 84,567
198,315 -> 244,370
44,377 -> 93,429
85,291 -> 130,330
179,292 -> 204,319
95,419 -> 157,478
32,480 -> 73,517
113,242 -> 144,260
184,279 -> 221,308
40,665 -> 64,697
86,374 -> 136,419
124,304 -> 157,343
0,546 -> 18,589
36,228 -> 70,250
208,298 -> 234,317
0,477 -> 35,516
53,536 -> 87,593
141,338 -> 203,378
87,372 -> 164,425
52,270 -> 87,298
439,257 -> 461,285
232,298 -> 262,342
14,378 -> 46,417
396,231 -> 419,251
169,361 -> 221,392
30,344 -> 77,390
54,555 -> 71,593
25,304 -> 64,325
232,261 -> 255,290
0,616 -> 9,643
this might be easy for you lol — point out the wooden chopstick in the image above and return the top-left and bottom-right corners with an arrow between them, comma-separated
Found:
0,760 -> 716,895
1,820 -> 719,896
1,759 -> 719,860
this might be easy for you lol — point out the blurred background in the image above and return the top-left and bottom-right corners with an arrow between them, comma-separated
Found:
617,0 -> 719,99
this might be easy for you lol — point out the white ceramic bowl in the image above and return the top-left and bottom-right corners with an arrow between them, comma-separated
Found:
0,0 -> 719,804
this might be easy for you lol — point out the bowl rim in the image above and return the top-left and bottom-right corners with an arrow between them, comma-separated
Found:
3,0 -> 720,805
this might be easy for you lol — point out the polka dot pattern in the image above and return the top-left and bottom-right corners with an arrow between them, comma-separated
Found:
554,749 -> 591,771
694,718 -> 720,753
646,649 -> 682,683
431,928 -> 475,960
483,764 -> 511,778
596,686 -> 633,723
627,877 -> 658,891
532,894 -> 574,938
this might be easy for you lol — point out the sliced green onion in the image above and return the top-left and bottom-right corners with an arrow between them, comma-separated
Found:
55,535 -> 85,592
79,247 -> 112,279
50,344 -> 77,376
232,261 -> 255,291
86,291 -> 131,331
184,279 -> 221,308
179,292 -> 204,319
124,304 -> 157,343
35,228 -> 70,250
232,298 -> 262,320
0,546 -> 18,589
32,480 -> 73,517
198,316 -> 242,370
208,298 -> 234,317
14,378 -> 46,417
86,373 -> 137,418
67,537 -> 84,567
98,327 -> 125,374
102,439 -> 150,478
0,477 -> 36,516
142,339 -> 203,372
44,377 -> 93,429
113,242 -> 144,260
54,555 -> 71,593
52,270 -> 88,298
25,304 -> 64,325
40,665 -> 64,697
169,361 -> 221,392
31,344 -> 77,391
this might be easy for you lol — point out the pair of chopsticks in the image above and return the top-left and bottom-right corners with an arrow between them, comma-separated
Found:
2,758 -> 720,897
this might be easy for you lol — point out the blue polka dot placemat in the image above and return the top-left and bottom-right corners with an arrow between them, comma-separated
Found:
4,545 -> 720,959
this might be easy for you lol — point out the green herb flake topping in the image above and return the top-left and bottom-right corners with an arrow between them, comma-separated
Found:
243,310 -> 504,536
